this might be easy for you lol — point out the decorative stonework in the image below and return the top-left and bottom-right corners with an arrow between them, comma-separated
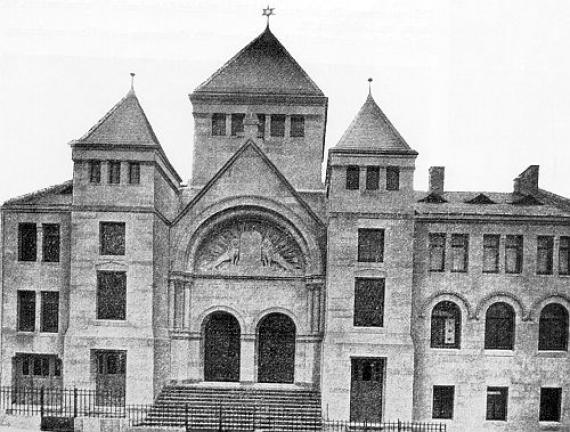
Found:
195,219 -> 304,276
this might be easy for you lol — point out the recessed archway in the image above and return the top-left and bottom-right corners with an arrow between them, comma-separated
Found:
203,311 -> 241,382
257,313 -> 296,383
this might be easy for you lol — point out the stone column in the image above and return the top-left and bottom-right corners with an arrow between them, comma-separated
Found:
240,333 -> 256,384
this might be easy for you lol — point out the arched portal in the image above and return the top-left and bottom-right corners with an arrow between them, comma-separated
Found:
257,313 -> 296,383
203,312 -> 241,382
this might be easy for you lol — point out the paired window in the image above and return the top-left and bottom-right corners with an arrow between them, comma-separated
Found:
231,113 -> 245,136
357,229 -> 384,263
346,166 -> 360,190
353,278 -> 385,327
483,235 -> 500,273
429,233 -> 446,272
17,291 -> 58,333
432,386 -> 454,419
450,234 -> 468,272
505,235 -> 523,274
431,301 -> 461,349
42,224 -> 60,262
537,236 -> 554,275
386,166 -> 400,191
18,223 -> 37,262
485,302 -> 515,350
486,387 -> 508,421
100,222 -> 125,256
560,236 -> 570,275
40,292 -> 59,333
538,303 -> 569,351
89,161 -> 101,184
96,271 -> 127,320
270,114 -> 286,137
365,167 -> 379,190
128,162 -> 140,184
540,387 -> 562,422
17,291 -> 36,332
290,115 -> 305,137
108,161 -> 121,184
212,113 -> 226,136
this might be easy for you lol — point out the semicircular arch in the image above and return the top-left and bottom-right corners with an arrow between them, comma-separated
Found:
474,292 -> 527,321
419,292 -> 473,320
529,294 -> 570,321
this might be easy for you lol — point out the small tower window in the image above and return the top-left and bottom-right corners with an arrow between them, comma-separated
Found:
365,167 -> 379,190
346,166 -> 360,190
386,166 -> 400,190
212,113 -> 226,136
108,161 -> 121,184
560,236 -> 570,275
89,161 -> 101,184
231,114 -> 245,136
537,236 -> 554,275
42,224 -> 60,263
128,162 -> 140,185
257,114 -> 266,138
290,115 -> 304,137
270,115 -> 286,137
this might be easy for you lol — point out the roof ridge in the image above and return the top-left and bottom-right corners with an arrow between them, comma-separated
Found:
3,180 -> 73,206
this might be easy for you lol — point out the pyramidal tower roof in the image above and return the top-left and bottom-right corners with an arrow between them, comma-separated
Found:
193,26 -> 323,96
73,88 -> 160,147
334,92 -> 416,154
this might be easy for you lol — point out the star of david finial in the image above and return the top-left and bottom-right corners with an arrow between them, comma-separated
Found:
262,5 -> 275,27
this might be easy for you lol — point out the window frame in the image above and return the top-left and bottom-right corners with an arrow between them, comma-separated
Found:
505,235 -> 523,274
386,166 -> 400,191
539,387 -> 562,422
486,387 -> 508,421
357,228 -> 384,263
270,114 -> 286,137
108,161 -> 121,185
432,385 -> 455,420
559,236 -> 570,276
89,161 -> 101,184
346,166 -> 360,190
42,223 -> 60,263
484,302 -> 515,350
18,223 -> 37,262
40,291 -> 59,333
537,235 -> 554,275
483,234 -> 500,273
353,278 -> 385,327
211,113 -> 226,136
128,162 -> 140,185
450,234 -> 469,273
430,301 -> 461,349
230,113 -> 245,137
290,115 -> 305,138
99,222 -> 126,256
96,271 -> 127,321
17,290 -> 36,332
538,303 -> 569,351
365,166 -> 380,191
429,233 -> 446,272
256,114 -> 266,138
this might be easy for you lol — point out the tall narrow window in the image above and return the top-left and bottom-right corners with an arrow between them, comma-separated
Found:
212,113 -> 226,136
486,387 -> 508,421
429,233 -> 446,272
97,272 -> 126,320
17,291 -> 35,332
540,388 -> 562,422
89,161 -> 101,184
505,235 -> 523,274
108,161 -> 121,184
386,166 -> 400,191
42,224 -> 60,262
537,236 -> 554,275
346,166 -> 360,190
432,386 -> 454,419
231,113 -> 245,136
290,115 -> 304,137
431,301 -> 461,349
40,291 -> 59,333
538,303 -> 569,351
18,223 -> 37,262
357,229 -> 384,263
450,234 -> 469,272
485,302 -> 515,350
365,167 -> 379,190
354,278 -> 385,327
559,236 -> 569,275
257,114 -> 266,138
483,235 -> 500,273
100,222 -> 125,255
128,162 -> 140,184
270,114 -> 285,137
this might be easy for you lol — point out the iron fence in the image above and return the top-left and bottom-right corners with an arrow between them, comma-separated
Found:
323,420 -> 446,432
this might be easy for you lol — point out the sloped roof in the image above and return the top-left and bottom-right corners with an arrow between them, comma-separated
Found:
334,93 -> 415,153
3,180 -> 73,207
193,26 -> 323,96
74,89 -> 160,146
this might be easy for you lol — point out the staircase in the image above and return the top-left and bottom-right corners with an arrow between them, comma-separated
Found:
138,386 -> 322,431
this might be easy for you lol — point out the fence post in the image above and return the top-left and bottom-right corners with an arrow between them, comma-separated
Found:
40,387 -> 45,418
218,403 -> 223,432
185,403 -> 189,432
397,418 -> 401,432
73,388 -> 78,418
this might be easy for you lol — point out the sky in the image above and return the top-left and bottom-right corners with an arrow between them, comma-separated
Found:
1,0 -> 569,204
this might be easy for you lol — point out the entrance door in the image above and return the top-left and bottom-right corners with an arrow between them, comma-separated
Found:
350,358 -> 384,423
257,313 -> 295,383
94,350 -> 126,406
204,312 -> 241,382
13,354 -> 62,404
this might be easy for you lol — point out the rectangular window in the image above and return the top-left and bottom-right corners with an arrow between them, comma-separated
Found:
270,114 -> 286,137
18,223 -> 37,262
290,115 -> 304,137
89,161 -> 101,184
537,236 -> 554,275
357,229 -> 384,263
40,291 -> 59,333
231,113 -> 245,136
212,113 -> 226,136
386,166 -> 400,191
559,236 -> 569,276
100,222 -> 125,256
257,114 -> 266,138
432,386 -> 454,419
365,166 -> 379,190
42,224 -> 60,262
354,278 -> 385,327
486,387 -> 508,421
505,235 -> 523,274
108,161 -> 121,184
128,162 -> 140,184
429,233 -> 446,272
346,166 -> 360,190
540,387 -> 562,422
483,235 -> 500,273
450,234 -> 469,272
97,271 -> 126,320
17,291 -> 35,332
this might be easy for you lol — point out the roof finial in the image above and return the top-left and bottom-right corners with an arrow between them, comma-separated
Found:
262,5 -> 275,28
130,73 -> 136,92
368,77 -> 373,97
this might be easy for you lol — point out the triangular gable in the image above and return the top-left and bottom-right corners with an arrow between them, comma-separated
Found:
173,140 -> 324,227
418,193 -> 448,204
465,193 -> 496,204
194,27 -> 323,96
3,180 -> 73,207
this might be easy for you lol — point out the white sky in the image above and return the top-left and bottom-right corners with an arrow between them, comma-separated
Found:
1,0 -> 569,203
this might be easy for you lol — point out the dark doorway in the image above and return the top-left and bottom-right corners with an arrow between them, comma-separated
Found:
13,354 -> 62,404
204,312 -> 241,382
94,350 -> 126,406
257,313 -> 296,383
350,358 -> 384,423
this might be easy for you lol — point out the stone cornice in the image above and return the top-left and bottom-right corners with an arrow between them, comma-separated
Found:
190,92 -> 328,107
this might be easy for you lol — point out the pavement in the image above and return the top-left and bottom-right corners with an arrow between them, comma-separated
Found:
0,427 -> 40,432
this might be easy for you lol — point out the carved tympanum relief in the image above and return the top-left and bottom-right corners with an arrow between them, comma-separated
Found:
196,219 -> 304,275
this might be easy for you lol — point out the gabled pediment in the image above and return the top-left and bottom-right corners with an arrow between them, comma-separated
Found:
465,193 -> 496,204
418,193 -> 448,204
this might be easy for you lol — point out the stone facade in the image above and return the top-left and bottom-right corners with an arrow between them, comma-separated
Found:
1,25 -> 570,432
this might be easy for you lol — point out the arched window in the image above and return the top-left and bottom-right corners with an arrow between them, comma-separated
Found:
538,304 -> 569,351
431,301 -> 461,349
485,302 -> 515,350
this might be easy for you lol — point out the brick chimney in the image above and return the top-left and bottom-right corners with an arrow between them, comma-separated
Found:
429,166 -> 445,194
513,165 -> 539,194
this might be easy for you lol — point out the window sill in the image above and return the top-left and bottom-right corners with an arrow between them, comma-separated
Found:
484,349 -> 514,357
536,351 -> 568,358
539,421 -> 562,430
484,419 -> 507,423
430,347 -> 461,353
93,320 -> 129,327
